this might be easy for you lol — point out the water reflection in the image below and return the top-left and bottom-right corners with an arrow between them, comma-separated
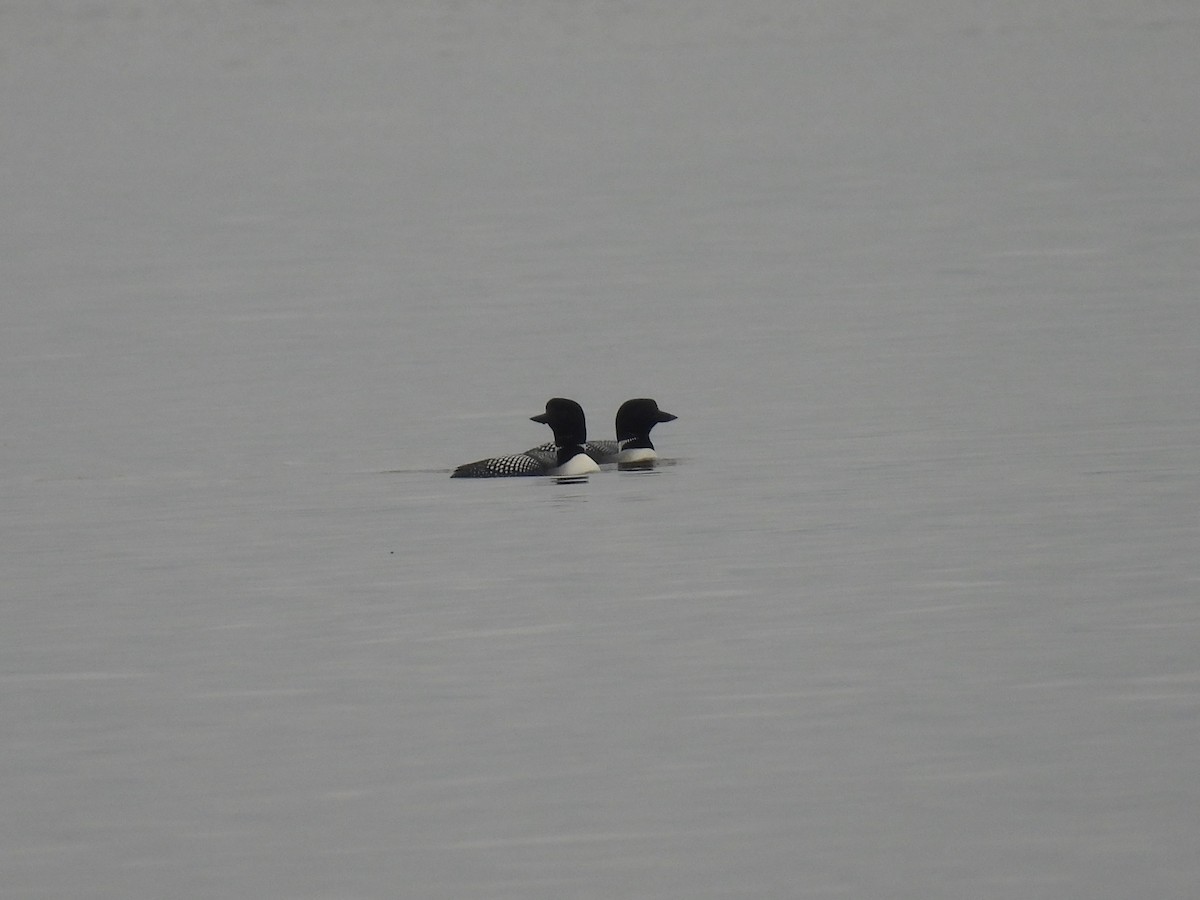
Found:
616,460 -> 658,473
617,457 -> 680,474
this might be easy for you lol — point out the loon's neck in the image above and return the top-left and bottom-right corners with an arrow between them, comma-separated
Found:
618,435 -> 655,451
556,443 -> 588,467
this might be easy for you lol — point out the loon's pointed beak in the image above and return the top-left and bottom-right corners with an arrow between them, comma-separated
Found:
657,410 -> 678,423
530,412 -> 550,424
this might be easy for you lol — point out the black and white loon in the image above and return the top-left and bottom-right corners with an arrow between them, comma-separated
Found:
451,398 -> 602,478
527,398 -> 677,466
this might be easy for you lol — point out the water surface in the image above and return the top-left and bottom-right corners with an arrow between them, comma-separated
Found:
3,2 -> 1198,897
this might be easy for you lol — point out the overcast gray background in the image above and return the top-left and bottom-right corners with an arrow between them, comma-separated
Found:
3,2 -> 1199,897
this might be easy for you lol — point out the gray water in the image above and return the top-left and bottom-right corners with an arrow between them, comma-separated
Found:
3,2 -> 1199,897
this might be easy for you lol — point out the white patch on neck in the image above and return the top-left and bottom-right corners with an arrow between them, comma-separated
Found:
616,446 -> 657,463
551,452 -> 601,476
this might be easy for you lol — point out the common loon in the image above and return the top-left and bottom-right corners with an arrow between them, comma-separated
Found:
451,398 -> 602,478
527,398 -> 677,466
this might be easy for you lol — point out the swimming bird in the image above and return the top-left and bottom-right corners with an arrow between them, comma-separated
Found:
451,398 -> 602,478
527,398 -> 677,466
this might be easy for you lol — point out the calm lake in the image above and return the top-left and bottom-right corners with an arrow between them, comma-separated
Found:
3,2 -> 1198,897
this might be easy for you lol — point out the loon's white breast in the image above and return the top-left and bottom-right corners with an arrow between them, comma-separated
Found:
616,444 -> 658,464
549,450 -> 601,476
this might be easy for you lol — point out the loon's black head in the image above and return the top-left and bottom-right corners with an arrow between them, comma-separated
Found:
531,397 -> 589,448
614,398 -> 677,446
